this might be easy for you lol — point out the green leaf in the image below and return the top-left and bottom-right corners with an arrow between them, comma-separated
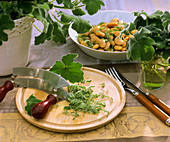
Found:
50,54 -> 84,83
60,12 -> 91,33
61,53 -> 78,66
0,30 -> 8,41
72,7 -> 86,16
154,41 -> 166,49
139,27 -> 152,35
148,10 -> 163,19
126,10 -> 170,61
163,50 -> 170,59
62,24 -> 70,37
122,23 -> 136,35
56,0 -> 64,4
148,18 -> 163,30
161,11 -> 170,21
25,94 -> 42,116
45,23 -> 53,40
41,3 -> 51,11
32,7 -> 50,34
37,0 -> 49,4
134,16 -> 147,28
52,22 -> 66,43
72,17 -> 92,33
82,0 -> 105,15
35,32 -> 46,45
0,14 -> 15,31
144,24 -> 161,33
163,19 -> 170,32
63,0 -> 74,9
128,28 -> 155,61
0,13 -> 15,45
17,1 -> 33,14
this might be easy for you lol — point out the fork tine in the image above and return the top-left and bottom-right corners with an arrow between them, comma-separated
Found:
105,67 -> 126,87
105,68 -> 120,81
109,68 -> 120,81
111,67 -> 123,82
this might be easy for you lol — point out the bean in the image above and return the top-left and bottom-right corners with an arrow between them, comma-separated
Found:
92,44 -> 99,49
114,45 -> 123,51
104,42 -> 110,50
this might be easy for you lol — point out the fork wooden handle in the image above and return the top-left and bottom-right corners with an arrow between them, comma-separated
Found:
147,93 -> 170,116
136,94 -> 170,126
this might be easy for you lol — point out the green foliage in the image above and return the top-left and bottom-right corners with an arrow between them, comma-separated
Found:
50,53 -> 84,83
82,0 -> 105,15
0,0 -> 105,46
25,94 -> 42,116
123,10 -> 170,61
60,12 -> 92,33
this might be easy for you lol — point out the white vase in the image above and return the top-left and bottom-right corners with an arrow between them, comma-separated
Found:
0,16 -> 34,76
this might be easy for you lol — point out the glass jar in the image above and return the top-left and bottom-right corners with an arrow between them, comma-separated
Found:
141,55 -> 169,90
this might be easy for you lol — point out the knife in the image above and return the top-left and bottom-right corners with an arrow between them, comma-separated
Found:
0,67 -> 70,119
117,71 -> 170,116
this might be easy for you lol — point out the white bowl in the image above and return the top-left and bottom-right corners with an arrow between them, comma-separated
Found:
69,10 -> 135,61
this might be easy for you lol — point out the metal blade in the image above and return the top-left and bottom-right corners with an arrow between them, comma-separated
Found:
56,88 -> 70,101
15,78 -> 70,100
15,78 -> 54,94
13,67 -> 69,89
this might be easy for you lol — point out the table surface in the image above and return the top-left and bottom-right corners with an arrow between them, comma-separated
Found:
0,0 -> 170,142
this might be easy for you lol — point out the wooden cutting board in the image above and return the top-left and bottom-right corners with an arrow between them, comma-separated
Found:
15,67 -> 126,133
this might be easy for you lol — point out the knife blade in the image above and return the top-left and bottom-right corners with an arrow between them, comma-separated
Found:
0,67 -> 70,103
117,71 -> 170,116
14,77 -> 70,100
13,67 -> 69,89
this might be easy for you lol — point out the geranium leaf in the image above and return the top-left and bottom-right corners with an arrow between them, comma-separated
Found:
82,0 -> 105,15
60,12 -> 91,33
72,7 -> 86,16
25,94 -> 42,116
128,28 -> 155,61
50,54 -> 84,83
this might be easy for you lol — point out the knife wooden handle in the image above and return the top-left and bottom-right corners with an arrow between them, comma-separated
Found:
136,94 -> 170,126
147,93 -> 170,116
32,94 -> 57,119
0,80 -> 14,103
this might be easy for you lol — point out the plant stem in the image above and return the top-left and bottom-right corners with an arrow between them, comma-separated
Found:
54,5 -> 65,9
33,24 -> 42,33
152,66 -> 165,82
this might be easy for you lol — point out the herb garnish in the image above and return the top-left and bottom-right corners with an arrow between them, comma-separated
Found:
64,84 -> 111,120
99,83 -> 105,88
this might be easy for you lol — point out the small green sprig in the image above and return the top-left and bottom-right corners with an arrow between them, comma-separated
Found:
64,84 -> 112,120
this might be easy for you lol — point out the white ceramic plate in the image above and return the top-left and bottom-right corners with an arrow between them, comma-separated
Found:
69,10 -> 135,61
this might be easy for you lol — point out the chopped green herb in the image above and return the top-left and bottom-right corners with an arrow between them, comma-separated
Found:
105,31 -> 109,39
86,80 -> 92,82
97,22 -> 105,26
64,84 -> 112,120
99,83 -> 105,88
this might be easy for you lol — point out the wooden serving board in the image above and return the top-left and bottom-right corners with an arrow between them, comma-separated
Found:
15,67 -> 126,133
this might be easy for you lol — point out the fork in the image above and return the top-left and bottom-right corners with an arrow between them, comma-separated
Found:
105,67 -> 170,126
